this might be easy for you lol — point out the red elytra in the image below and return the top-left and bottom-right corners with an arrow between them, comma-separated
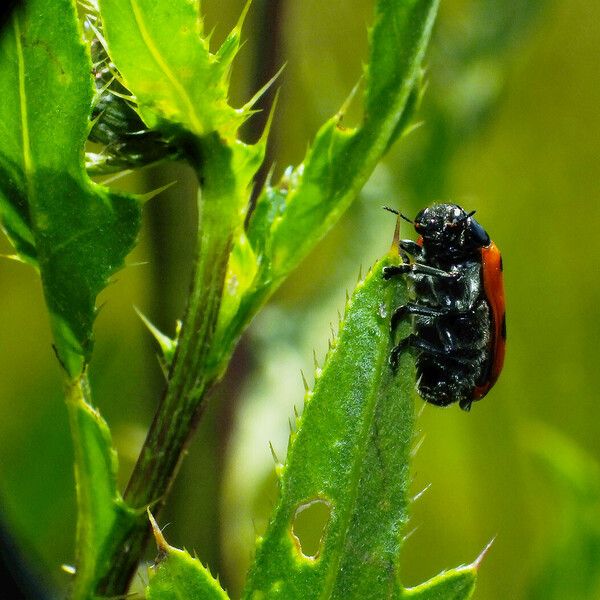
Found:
413,234 -> 505,401
473,241 -> 506,399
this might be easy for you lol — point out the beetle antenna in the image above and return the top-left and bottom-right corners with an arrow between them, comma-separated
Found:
458,209 -> 477,223
383,206 -> 413,224
383,207 -> 403,255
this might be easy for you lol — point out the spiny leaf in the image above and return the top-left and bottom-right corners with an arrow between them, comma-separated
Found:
0,0 -> 142,376
403,564 -> 477,599
85,5 -> 179,175
97,0 -> 248,139
214,0 -> 440,371
243,253 -> 413,598
247,0 -> 439,279
146,511 -> 230,600
243,251 -> 480,599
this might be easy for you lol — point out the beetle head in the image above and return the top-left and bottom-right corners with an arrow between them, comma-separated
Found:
414,203 -> 490,257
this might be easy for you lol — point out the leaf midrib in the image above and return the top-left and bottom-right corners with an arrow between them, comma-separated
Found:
14,15 -> 34,198
319,294 -> 389,599
129,0 -> 202,132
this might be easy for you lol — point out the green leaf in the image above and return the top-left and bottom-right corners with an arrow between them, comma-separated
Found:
243,252 -> 478,599
215,0 -> 440,368
249,0 -> 438,278
97,0 -> 248,140
0,0 -> 141,376
403,565 -> 477,599
146,512 -> 230,600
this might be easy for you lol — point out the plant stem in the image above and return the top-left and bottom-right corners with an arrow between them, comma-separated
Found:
65,373 -> 94,600
96,133 -> 243,596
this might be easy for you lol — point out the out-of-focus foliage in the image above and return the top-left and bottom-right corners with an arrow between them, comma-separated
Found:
526,425 -> 600,600
402,0 -> 549,201
1,0 -> 600,599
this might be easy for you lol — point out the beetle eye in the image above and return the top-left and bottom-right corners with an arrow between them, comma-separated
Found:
469,219 -> 490,246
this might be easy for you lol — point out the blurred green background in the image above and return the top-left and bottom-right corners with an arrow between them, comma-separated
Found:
1,0 -> 600,598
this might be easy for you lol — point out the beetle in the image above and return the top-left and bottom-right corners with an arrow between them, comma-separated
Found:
382,203 -> 506,411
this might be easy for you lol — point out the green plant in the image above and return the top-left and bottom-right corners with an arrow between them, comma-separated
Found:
0,0 -> 486,597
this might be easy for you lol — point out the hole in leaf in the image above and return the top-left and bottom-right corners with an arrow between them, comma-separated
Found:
291,498 -> 331,560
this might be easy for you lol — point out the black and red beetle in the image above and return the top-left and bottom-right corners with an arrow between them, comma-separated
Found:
383,204 -> 506,411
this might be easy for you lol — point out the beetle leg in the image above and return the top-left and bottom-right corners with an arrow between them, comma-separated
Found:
399,240 -> 423,258
390,334 -> 418,370
391,302 -> 452,331
383,264 -> 409,279
459,397 -> 473,412
390,333 -> 471,370
383,263 -> 457,281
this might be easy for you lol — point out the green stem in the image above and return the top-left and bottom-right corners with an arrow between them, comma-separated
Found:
66,373 -> 95,600
96,133 -> 243,596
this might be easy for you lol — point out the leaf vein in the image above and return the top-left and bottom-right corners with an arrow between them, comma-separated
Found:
129,0 -> 202,132
14,15 -> 34,191
319,328 -> 388,599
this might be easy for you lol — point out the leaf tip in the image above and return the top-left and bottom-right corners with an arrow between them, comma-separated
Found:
300,369 -> 309,392
242,64 -> 286,115
0,253 -> 27,264
140,180 -> 177,204
313,349 -> 320,371
148,508 -> 169,554
269,441 -> 281,466
411,434 -> 426,457
258,87 -> 281,146
472,536 -> 496,571
134,306 -> 177,363
61,564 -> 76,576
338,76 -> 362,118
237,0 -> 254,32
402,525 -> 419,544
357,264 -> 364,282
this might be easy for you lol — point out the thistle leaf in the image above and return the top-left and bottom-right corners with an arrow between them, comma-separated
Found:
243,253 -> 478,599
0,0 -> 142,376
